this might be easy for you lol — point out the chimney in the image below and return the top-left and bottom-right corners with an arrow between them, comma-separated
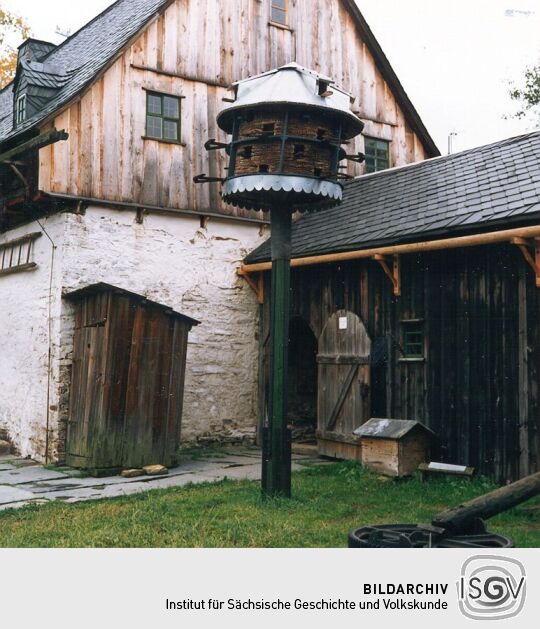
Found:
17,39 -> 57,64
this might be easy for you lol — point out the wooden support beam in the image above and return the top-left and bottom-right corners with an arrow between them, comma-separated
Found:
0,128 -> 69,164
373,253 -> 401,296
511,237 -> 540,287
237,268 -> 264,304
240,224 -> 540,273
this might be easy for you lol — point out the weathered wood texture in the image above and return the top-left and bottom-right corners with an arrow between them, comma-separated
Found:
432,470 -> 540,532
361,437 -> 399,475
260,244 -> 540,482
38,0 -> 428,219
317,310 -> 371,451
66,288 -> 192,470
360,432 -> 429,477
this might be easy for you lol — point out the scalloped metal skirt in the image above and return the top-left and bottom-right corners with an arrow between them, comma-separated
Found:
221,174 -> 343,212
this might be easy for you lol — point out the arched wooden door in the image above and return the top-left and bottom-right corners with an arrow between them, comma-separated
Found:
317,310 -> 371,459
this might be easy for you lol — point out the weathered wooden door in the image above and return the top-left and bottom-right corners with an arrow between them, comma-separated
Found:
317,310 -> 371,458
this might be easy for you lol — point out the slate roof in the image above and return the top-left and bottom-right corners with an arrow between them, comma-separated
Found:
245,130 -> 540,263
353,418 -> 435,440
0,0 -> 172,143
16,59 -> 75,90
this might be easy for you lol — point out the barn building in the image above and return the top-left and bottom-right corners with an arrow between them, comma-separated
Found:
244,131 -> 540,482
0,0 -> 438,464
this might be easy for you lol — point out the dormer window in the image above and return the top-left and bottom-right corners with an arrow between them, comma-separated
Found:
16,95 -> 26,124
270,0 -> 288,26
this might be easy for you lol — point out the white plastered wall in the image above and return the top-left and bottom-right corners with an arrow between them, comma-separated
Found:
0,214 -> 64,460
0,207 -> 265,462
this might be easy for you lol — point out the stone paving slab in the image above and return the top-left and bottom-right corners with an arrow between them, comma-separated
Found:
0,467 -> 70,486
0,448 -> 332,510
0,485 -> 39,505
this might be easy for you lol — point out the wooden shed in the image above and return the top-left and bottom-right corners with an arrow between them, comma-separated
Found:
353,418 -> 435,477
64,283 -> 199,473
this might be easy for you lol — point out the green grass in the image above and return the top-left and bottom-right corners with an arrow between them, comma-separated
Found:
0,462 -> 538,547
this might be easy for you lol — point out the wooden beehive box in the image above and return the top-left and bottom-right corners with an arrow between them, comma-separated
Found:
353,418 -> 435,477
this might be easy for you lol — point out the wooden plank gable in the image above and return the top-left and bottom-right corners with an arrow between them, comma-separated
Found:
39,0 -> 433,220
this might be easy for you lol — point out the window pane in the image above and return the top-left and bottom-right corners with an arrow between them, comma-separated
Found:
146,115 -> 162,138
271,7 -> 287,24
364,138 -> 389,172
163,120 -> 179,141
403,323 -> 424,357
163,96 -> 180,119
272,0 -> 286,8
365,157 -> 375,172
147,94 -> 162,115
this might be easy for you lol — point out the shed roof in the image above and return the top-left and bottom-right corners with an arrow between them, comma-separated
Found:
63,282 -> 200,327
245,130 -> 540,263
353,418 -> 435,440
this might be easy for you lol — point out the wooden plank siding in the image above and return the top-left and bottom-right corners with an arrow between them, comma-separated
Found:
38,0 -> 428,220
260,245 -> 540,482
66,288 -> 193,471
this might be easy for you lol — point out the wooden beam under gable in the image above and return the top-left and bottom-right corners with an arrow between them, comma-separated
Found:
237,268 -> 264,304
373,253 -> 401,296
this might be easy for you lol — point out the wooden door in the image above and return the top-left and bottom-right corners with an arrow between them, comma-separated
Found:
66,292 -> 134,469
317,310 -> 371,457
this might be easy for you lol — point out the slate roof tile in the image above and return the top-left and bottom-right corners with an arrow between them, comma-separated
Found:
0,0 -> 171,144
246,131 -> 540,263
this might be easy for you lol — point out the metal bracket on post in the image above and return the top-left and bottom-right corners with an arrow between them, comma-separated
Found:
237,268 -> 264,304
344,152 -> 365,164
204,138 -> 230,151
511,237 -> 540,287
373,253 -> 401,296
193,173 -> 225,184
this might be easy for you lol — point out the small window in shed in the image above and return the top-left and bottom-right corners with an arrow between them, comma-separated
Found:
316,128 -> 327,140
16,94 -> 26,124
270,0 -> 288,25
241,145 -> 253,159
146,92 -> 181,142
259,164 -> 270,173
401,320 -> 425,358
365,137 -> 390,173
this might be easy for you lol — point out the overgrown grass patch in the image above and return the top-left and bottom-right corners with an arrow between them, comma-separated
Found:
0,462 -> 538,547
